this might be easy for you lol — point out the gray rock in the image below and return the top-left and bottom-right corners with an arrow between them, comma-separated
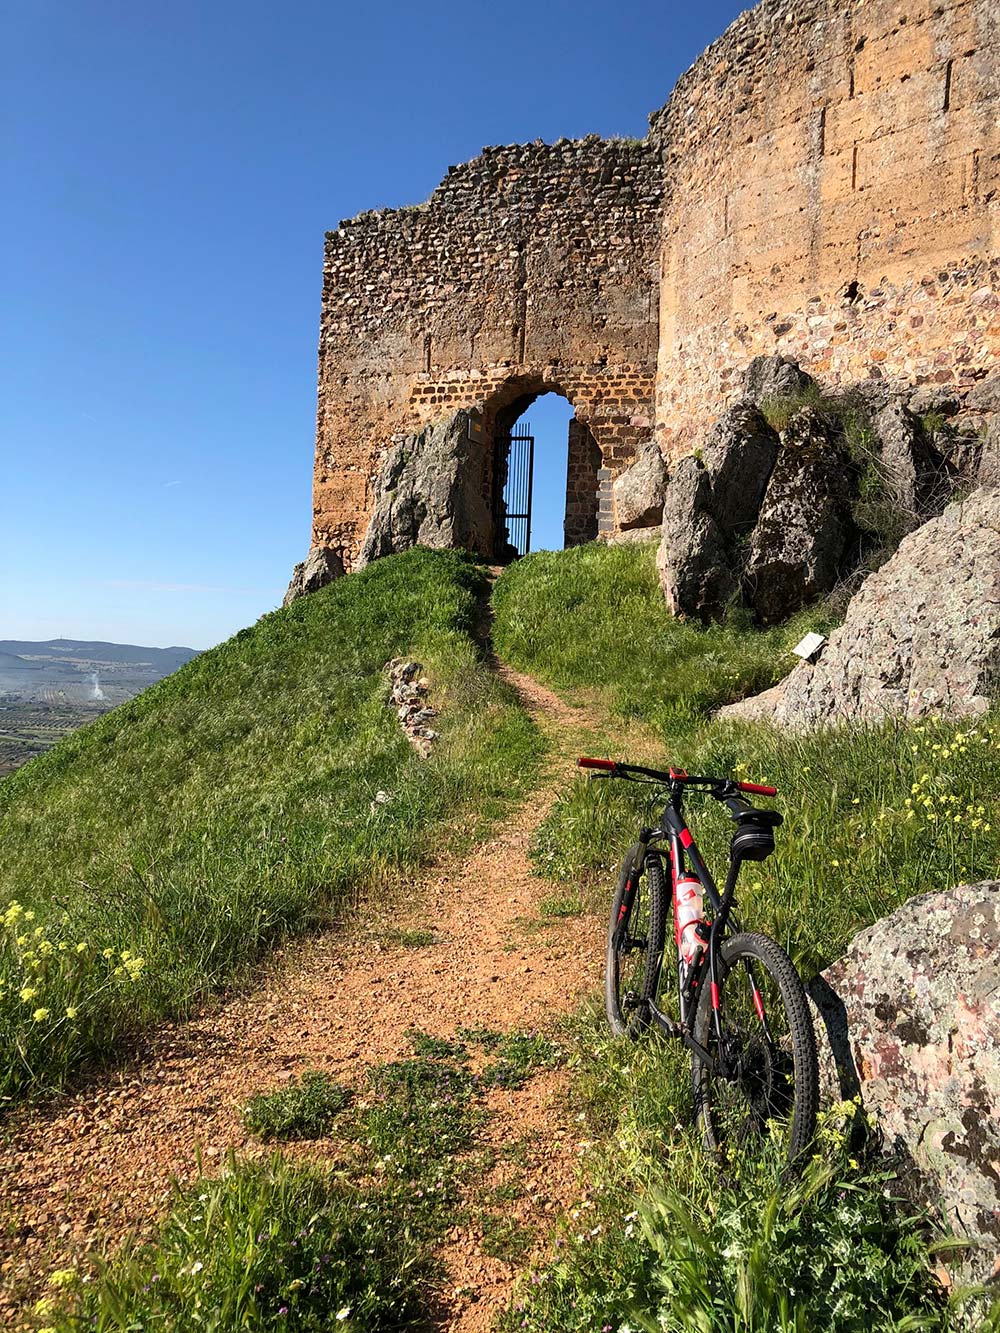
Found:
701,402 -> 780,536
966,374 -> 1000,414
357,411 -> 492,566
656,457 -> 737,621
871,398 -> 942,518
980,419 -> 1000,488
743,409 -> 855,625
720,485 -> 1000,727
742,354 -> 815,406
283,546 -> 346,606
908,385 -> 961,417
612,440 -> 667,530
605,526 -> 662,546
808,881 -> 1000,1283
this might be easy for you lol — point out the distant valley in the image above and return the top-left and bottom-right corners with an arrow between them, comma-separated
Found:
0,639 -> 199,778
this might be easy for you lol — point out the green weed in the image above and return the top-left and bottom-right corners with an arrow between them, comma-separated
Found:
538,893 -> 584,918
243,1070 -> 352,1141
39,1153 -> 435,1332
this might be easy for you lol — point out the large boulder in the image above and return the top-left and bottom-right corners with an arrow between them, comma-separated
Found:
871,398 -> 943,518
743,409 -> 855,625
719,486 -> 1000,727
809,882 -> 1000,1282
742,354 -> 815,405
283,546 -> 345,606
357,411 -> 492,567
700,402 -> 779,536
612,439 -> 667,531
656,458 -> 737,622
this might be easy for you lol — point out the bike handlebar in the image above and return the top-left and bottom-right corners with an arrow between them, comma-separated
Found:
576,758 -> 777,798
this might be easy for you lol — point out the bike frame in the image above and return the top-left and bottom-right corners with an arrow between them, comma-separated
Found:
609,771 -> 777,1078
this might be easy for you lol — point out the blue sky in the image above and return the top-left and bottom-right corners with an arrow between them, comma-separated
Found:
3,0 -> 744,649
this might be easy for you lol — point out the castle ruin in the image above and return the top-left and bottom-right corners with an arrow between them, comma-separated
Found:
303,0 -> 999,573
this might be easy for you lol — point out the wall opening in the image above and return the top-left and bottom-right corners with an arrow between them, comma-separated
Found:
492,391 -> 598,560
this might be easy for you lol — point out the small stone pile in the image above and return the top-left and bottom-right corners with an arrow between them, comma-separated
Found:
386,659 -> 438,757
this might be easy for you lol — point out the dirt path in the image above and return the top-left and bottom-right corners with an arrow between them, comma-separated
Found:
0,664 -> 610,1330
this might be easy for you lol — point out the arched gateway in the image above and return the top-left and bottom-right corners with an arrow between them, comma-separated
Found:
309,137 -> 663,570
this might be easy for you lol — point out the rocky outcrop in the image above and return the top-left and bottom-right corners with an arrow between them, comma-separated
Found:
980,420 -> 1000,488
742,354 -> 814,405
809,882 -> 1000,1282
743,409 -> 855,625
720,486 -> 1000,727
700,401 -> 779,535
656,457 -> 737,622
357,411 -> 493,568
612,439 -> 668,531
283,546 -> 346,606
871,398 -> 943,518
386,658 -> 438,757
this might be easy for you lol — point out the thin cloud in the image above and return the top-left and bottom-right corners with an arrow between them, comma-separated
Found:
164,480 -> 183,488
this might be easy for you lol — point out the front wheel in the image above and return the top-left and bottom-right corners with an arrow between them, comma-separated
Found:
605,845 -> 666,1039
692,931 -> 818,1164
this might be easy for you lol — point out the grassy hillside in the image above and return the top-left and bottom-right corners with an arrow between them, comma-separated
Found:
0,549 -> 540,1102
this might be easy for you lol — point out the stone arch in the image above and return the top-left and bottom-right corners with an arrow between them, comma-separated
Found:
478,375 -> 606,560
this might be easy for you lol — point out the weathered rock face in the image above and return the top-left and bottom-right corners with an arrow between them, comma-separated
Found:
741,354 -> 814,407
283,546 -> 346,607
980,419 -> 1000,488
700,401 -> 779,536
656,457 -> 736,622
612,439 -> 668,531
743,409 -> 855,625
809,882 -> 1000,1281
720,486 -> 1000,727
357,411 -> 493,567
870,398 -> 943,518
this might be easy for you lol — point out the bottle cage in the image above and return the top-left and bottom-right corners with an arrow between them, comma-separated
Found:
729,808 -> 782,863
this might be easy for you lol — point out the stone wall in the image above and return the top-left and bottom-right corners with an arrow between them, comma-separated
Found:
652,0 -> 1000,456
313,138 -> 663,565
304,0 -> 1000,569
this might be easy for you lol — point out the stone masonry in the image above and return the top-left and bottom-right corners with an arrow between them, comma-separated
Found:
304,0 -> 1000,572
314,138 -> 662,567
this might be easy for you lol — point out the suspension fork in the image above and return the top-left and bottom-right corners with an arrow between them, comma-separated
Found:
612,827 -> 655,948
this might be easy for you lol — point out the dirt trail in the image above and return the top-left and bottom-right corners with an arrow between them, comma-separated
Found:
0,663 -> 609,1331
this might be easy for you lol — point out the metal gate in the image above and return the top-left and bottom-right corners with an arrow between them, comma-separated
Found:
495,421 -> 534,559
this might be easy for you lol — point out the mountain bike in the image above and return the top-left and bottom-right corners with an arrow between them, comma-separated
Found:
578,757 -> 819,1164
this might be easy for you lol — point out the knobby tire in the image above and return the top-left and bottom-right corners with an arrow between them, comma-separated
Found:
605,845 -> 666,1039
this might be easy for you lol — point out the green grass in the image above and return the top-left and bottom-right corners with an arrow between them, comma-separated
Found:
243,1070 -> 352,1141
0,548 -> 542,1104
491,542 -> 837,736
43,1027 -> 567,1330
36,1153 -> 436,1332
491,541 -> 1000,1331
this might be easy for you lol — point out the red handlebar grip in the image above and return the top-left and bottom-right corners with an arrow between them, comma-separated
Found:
737,780 -> 777,796
577,757 -> 616,770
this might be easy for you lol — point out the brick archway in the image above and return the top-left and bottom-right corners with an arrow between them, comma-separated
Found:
478,377 -> 606,561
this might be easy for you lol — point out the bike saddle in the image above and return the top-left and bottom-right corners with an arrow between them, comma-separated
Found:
730,808 -> 782,862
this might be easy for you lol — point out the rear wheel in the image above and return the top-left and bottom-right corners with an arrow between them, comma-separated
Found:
692,931 -> 818,1164
605,845 -> 666,1039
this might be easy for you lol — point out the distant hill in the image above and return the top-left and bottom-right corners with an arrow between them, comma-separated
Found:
0,640 -> 199,671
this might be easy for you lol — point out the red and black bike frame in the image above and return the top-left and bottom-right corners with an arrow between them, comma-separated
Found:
588,759 -> 779,1077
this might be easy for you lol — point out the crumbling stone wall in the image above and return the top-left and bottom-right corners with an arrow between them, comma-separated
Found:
305,0 -> 999,572
313,138 -> 663,566
652,0 -> 1000,456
